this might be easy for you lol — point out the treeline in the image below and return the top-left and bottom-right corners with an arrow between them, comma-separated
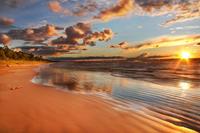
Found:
49,56 -> 125,62
0,46 -> 43,61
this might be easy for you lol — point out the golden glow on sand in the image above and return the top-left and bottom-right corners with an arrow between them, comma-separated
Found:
180,51 -> 191,60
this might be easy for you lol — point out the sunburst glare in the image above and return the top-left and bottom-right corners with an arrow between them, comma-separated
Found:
180,51 -> 191,60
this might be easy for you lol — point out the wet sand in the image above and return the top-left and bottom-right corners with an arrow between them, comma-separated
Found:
0,63 -> 197,133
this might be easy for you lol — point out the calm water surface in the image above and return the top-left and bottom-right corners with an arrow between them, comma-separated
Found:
33,62 -> 200,132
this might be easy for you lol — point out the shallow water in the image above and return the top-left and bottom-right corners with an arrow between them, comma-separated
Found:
33,62 -> 200,132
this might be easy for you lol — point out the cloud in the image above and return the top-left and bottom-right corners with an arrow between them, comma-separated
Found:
146,55 -> 173,59
48,0 -> 71,15
169,26 -> 200,33
102,0 -> 200,25
48,1 -> 63,13
46,24 -> 61,36
2,22 -> 113,56
13,48 -> 22,52
46,22 -> 114,56
48,0 -> 98,17
0,34 -> 11,46
134,53 -> 174,60
137,25 -> 143,29
135,0 -> 174,12
72,0 -> 98,16
0,16 -> 15,26
163,1 -> 200,26
51,22 -> 114,46
0,0 -> 27,10
110,41 -> 129,49
110,35 -> 200,51
94,0 -> 134,21
134,52 -> 148,59
4,24 -> 63,44
51,22 -> 92,45
93,0 -> 200,25
134,0 -> 200,26
48,0 -> 200,26
13,45 -> 75,56
83,29 -> 114,45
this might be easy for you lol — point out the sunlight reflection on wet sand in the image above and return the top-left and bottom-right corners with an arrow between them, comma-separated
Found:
32,64 -> 200,132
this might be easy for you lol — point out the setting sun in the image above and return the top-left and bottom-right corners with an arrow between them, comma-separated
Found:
180,51 -> 191,60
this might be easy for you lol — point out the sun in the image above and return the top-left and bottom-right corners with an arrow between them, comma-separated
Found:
180,51 -> 191,60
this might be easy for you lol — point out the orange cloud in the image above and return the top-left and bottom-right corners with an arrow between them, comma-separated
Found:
94,0 -> 134,21
47,25 -> 58,36
110,35 -> 200,51
0,16 -> 15,26
51,23 -> 114,46
134,0 -> 200,26
84,29 -> 114,45
163,1 -> 200,26
72,1 -> 97,16
93,0 -> 200,25
47,0 -> 200,26
48,1 -> 63,13
48,1 -> 71,15
0,34 -> 11,46
48,0 -> 97,17
2,24 -> 63,44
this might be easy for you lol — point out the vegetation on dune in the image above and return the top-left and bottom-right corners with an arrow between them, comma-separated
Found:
0,46 -> 43,61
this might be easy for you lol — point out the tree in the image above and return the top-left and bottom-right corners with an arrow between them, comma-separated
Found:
0,46 -> 44,61
0,47 -> 7,59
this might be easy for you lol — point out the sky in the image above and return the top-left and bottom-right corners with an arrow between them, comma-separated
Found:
0,0 -> 200,58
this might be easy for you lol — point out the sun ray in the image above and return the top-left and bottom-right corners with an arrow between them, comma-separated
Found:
180,51 -> 191,60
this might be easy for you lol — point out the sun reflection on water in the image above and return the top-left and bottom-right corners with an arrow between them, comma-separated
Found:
179,82 -> 191,91
179,82 -> 191,97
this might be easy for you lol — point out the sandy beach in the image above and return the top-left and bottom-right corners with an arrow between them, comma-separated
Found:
0,62 -> 197,133
0,62 -> 142,133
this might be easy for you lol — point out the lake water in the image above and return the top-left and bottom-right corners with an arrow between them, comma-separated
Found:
32,61 -> 200,132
